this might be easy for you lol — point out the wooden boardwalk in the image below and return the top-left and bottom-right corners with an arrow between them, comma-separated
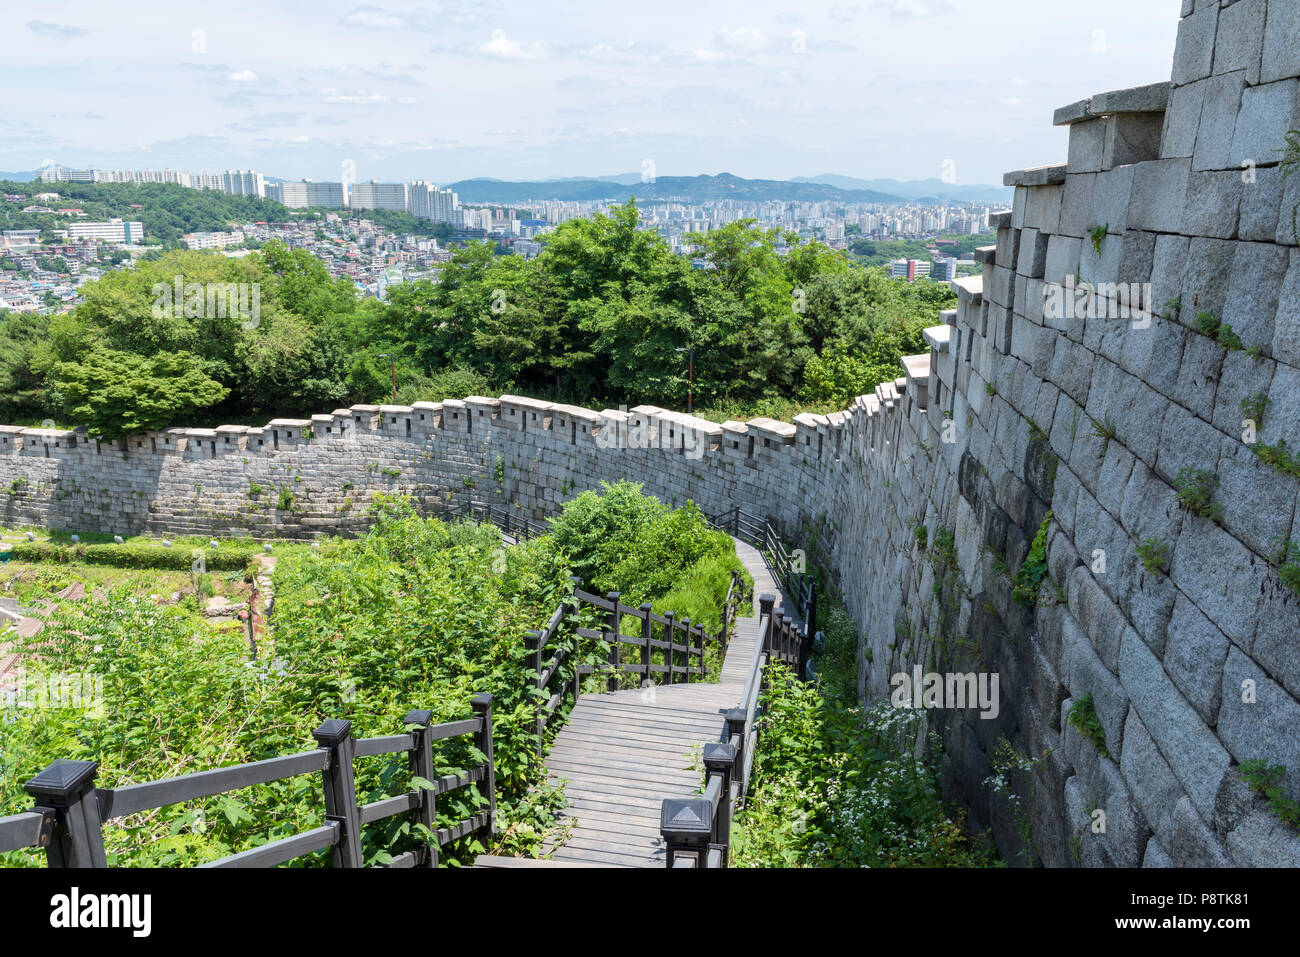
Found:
479,538 -> 797,868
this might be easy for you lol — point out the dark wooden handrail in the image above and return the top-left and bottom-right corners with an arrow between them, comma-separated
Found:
2,698 -> 498,869
660,590 -> 810,868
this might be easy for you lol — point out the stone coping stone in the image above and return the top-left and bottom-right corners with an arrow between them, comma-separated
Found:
793,412 -> 830,428
1003,164 -> 1067,187
215,424 -> 250,434
411,401 -> 441,411
974,245 -> 998,264
923,325 -> 953,352
745,417 -> 797,440
901,354 -> 931,382
498,394 -> 554,411
267,419 -> 312,428
989,210 -> 1014,228
720,420 -> 748,435
550,403 -> 602,424
951,275 -> 984,299
349,404 -> 380,413
1053,81 -> 1170,126
377,404 -> 415,414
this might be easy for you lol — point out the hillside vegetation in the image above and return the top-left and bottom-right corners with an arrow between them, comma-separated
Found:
2,200 -> 954,437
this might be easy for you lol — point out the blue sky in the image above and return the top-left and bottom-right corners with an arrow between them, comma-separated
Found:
4,0 -> 1180,185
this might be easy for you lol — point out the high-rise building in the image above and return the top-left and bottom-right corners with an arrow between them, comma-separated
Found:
931,256 -> 959,282
220,170 -> 265,198
351,181 -> 409,212
889,258 -> 931,281
37,167 -> 101,183
409,182 -> 460,223
267,181 -> 349,209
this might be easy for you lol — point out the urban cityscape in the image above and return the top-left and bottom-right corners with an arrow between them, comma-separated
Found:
1,163 -> 998,314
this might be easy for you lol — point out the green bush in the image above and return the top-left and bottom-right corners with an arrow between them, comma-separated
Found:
732,665 -> 999,868
1067,693 -> 1111,759
1174,467 -> 1223,521
10,540 -> 261,571
1011,512 -> 1053,609
653,551 -> 752,637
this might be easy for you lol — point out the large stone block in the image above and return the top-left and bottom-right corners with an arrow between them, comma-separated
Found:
1229,78 -> 1300,168
1239,164 -> 1285,240
1103,112 -> 1165,169
1068,117 -> 1107,174
1128,158 -> 1192,232
1170,515 -> 1264,650
1166,593 -> 1232,725
1272,250 -> 1300,362
1226,808 -> 1300,866
1214,0 -> 1266,83
1218,646 -> 1300,800
1167,796 -> 1234,866
1044,236 -> 1083,287
1121,709 -> 1186,841
1223,241 -> 1291,352
1182,170 -> 1243,238
1262,0 -> 1300,82
1193,71 -> 1247,171
1172,3 -> 1220,85
1179,236 -> 1238,326
1150,234 -> 1191,319
1161,78 -> 1207,159
1252,573 -> 1300,701
1216,436 -> 1296,560
1119,629 -> 1232,822
1059,173 -> 1097,239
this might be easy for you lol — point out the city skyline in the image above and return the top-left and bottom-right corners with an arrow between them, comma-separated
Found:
5,0 -> 1178,185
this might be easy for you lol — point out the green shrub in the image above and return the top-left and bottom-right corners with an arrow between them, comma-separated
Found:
1067,694 -> 1110,759
10,540 -> 261,571
1136,537 -> 1171,575
1241,392 -> 1272,428
732,666 -> 999,868
1174,467 -> 1222,521
1238,760 -> 1300,832
1011,512 -> 1052,609
653,551 -> 752,637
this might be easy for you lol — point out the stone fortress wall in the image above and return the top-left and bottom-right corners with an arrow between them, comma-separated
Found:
3,0 -> 1299,866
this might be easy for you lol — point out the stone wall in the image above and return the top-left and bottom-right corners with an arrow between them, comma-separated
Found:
2,0 -> 1298,867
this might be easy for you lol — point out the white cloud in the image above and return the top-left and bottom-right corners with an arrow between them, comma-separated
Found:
480,29 -> 543,59
228,69 -> 260,83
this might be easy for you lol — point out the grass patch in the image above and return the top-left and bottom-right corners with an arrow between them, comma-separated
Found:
1173,467 -> 1223,522
1238,760 -> 1300,832
1067,694 -> 1111,759
1011,512 -> 1052,610
1136,537 -> 1171,576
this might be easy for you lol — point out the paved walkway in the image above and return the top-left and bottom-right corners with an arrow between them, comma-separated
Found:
485,538 -> 792,867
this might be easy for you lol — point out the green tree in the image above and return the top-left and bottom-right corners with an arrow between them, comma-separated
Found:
52,349 -> 229,439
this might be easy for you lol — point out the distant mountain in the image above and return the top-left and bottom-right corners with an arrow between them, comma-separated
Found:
0,172 -> 35,183
792,174 -> 1012,203
444,172 -> 903,204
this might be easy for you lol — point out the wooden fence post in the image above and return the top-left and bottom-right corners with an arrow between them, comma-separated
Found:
678,619 -> 691,686
660,797 -> 712,868
639,603 -> 653,690
663,611 -> 675,685
24,759 -> 107,868
404,708 -> 438,868
693,623 -> 704,679
758,594 -> 775,653
702,741 -> 736,865
471,693 -> 497,840
312,719 -> 364,868
524,629 -> 544,758
606,592 -> 621,693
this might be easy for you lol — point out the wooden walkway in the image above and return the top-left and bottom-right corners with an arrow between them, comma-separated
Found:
478,538 -> 797,868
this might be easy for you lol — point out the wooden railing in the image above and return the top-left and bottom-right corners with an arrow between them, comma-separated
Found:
708,506 -> 817,638
659,594 -> 807,868
437,500 -> 549,541
522,572 -> 746,757
0,696 -> 497,868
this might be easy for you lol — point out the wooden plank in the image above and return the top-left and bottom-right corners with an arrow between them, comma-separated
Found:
550,845 -> 663,867
547,755 -> 700,781
474,854 -> 623,868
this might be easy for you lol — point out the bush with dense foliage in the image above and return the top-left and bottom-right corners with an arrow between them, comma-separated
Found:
732,664 -> 1000,868
545,480 -> 751,634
